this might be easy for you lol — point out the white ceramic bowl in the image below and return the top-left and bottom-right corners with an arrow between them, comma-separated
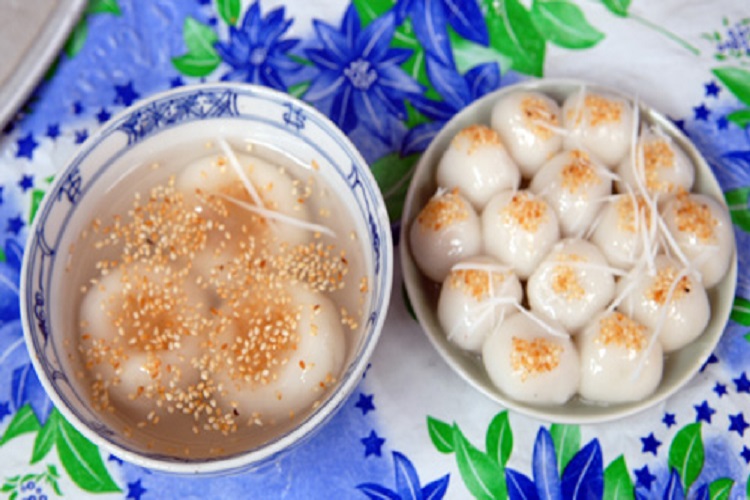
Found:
401,79 -> 737,423
21,83 -> 392,473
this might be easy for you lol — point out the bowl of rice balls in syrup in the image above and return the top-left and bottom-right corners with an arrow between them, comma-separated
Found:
21,83 -> 392,473
401,79 -> 737,423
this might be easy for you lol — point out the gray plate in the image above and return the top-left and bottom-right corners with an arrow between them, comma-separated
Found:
0,0 -> 86,130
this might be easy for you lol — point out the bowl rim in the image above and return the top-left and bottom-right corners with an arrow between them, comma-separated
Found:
400,77 -> 738,424
20,82 -> 393,473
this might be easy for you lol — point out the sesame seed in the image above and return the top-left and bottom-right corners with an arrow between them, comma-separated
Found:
674,192 -> 717,243
521,96 -> 559,139
417,188 -> 469,232
560,150 -> 600,194
510,336 -> 563,381
502,192 -> 547,233
646,266 -> 691,305
596,312 -> 646,352
453,124 -> 503,154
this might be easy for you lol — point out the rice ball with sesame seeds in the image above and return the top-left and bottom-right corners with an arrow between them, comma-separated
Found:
214,286 -> 345,423
527,239 -> 616,334
437,256 -> 523,353
529,149 -> 612,237
410,188 -> 482,283
481,190 -> 560,280
437,124 -> 521,210
491,91 -> 564,178
616,129 -> 695,204
616,255 -> 709,352
660,192 -> 734,288
590,194 -> 657,270
578,311 -> 662,403
482,312 -> 579,405
78,263 -> 205,417
177,150 -> 312,252
562,89 -> 634,167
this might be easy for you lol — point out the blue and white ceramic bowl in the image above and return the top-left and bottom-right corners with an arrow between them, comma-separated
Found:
20,83 -> 392,473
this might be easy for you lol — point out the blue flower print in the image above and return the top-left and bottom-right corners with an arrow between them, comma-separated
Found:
304,6 -> 423,140
395,0 -> 489,66
505,428 -> 603,500
357,451 -> 450,499
402,54 -> 501,155
214,2 -> 301,90
0,239 -> 52,424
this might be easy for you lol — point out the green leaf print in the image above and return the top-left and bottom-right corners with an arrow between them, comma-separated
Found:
56,417 -> 121,493
724,187 -> 750,232
427,416 -> 454,454
288,81 -> 310,99
731,297 -> 750,327
450,33 -> 513,76
172,18 -> 221,77
713,67 -> 750,107
483,0 -> 546,76
402,282 -> 417,321
29,189 -> 46,225
0,405 -> 41,446
183,17 -> 219,56
668,422 -> 704,492
64,20 -> 89,58
601,0 -> 630,17
215,0 -> 241,26
530,0 -> 604,49
453,426 -> 506,500
485,411 -> 513,467
31,409 -> 60,464
370,153 -> 419,222
708,477 -> 734,500
64,0 -> 122,60
352,0 -> 394,27
603,455 -> 634,499
87,0 -> 122,15
550,423 -> 580,475
727,109 -> 750,128
393,20 -> 432,94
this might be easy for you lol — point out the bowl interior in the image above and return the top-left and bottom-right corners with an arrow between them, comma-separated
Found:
400,79 -> 737,424
22,84 -> 392,471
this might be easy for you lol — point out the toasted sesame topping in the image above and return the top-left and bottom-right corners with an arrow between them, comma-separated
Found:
417,188 -> 469,231
646,266 -> 692,305
502,192 -> 547,233
561,150 -> 600,194
521,96 -> 559,140
550,255 -> 586,301
569,94 -> 623,127
452,124 -> 503,154
616,195 -> 652,233
674,192 -> 717,243
510,336 -> 563,381
641,139 -> 676,193
596,312 -> 646,351
448,268 -> 507,300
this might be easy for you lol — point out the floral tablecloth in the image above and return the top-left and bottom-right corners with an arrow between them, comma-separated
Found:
2,0 -> 750,498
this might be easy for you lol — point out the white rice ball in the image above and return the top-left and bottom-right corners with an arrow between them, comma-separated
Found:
562,89 -> 634,167
481,190 -> 560,280
527,239 -> 616,334
578,311 -> 662,403
437,124 -> 520,210
483,313 -> 579,405
491,91 -> 564,178
437,256 -> 523,352
410,189 -> 482,282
